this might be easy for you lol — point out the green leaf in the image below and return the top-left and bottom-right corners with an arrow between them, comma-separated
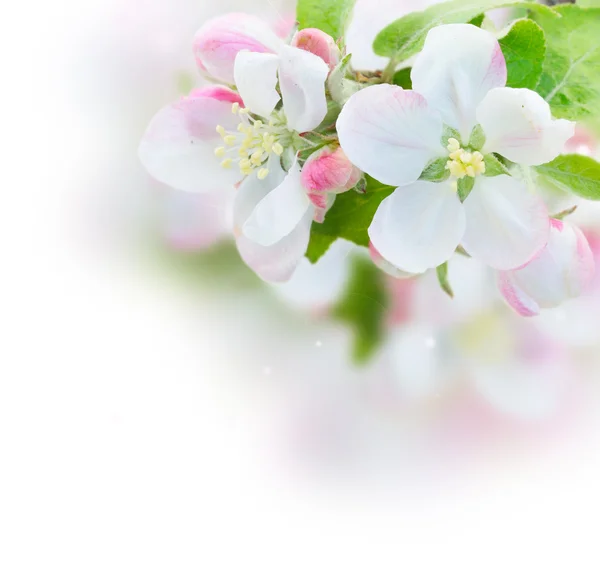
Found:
419,157 -> 450,181
436,262 -> 454,298
499,19 -> 546,89
457,176 -> 475,202
531,4 -> 600,120
331,256 -> 389,363
373,0 -> 550,63
535,154 -> 600,201
577,0 -> 600,7
483,153 -> 510,177
392,67 -> 412,89
306,176 -> 394,263
297,0 -> 357,39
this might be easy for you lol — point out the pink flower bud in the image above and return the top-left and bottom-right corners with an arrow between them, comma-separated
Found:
498,219 -> 596,317
193,13 -> 283,84
291,28 -> 341,70
301,146 -> 361,199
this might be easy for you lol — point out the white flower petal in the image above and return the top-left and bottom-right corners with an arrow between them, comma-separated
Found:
272,239 -> 355,310
234,157 -> 311,282
138,95 -> 242,192
477,87 -> 575,165
242,160 -> 311,246
233,51 -> 281,118
278,45 -> 329,132
337,85 -> 445,187
498,220 -> 595,315
461,175 -> 550,270
165,186 -> 235,250
368,181 -> 466,274
411,24 -> 507,140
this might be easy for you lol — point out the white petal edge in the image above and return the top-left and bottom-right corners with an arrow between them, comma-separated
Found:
234,51 -> 281,118
337,85 -> 445,187
461,175 -> 550,270
368,180 -> 466,274
411,24 -> 507,141
279,45 -> 329,133
477,87 -> 575,166
236,211 -> 313,283
242,160 -> 311,246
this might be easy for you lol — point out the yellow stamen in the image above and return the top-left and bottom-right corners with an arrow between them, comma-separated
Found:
272,143 -> 284,156
257,167 -> 269,180
224,135 -> 236,146
214,146 -> 226,158
220,158 -> 233,169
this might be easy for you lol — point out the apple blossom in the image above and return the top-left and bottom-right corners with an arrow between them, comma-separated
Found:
498,219 -> 595,317
337,24 -> 575,274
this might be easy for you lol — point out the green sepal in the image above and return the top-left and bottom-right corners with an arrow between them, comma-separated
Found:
457,176 -> 475,202
420,157 -> 450,182
468,124 -> 486,151
483,153 -> 510,177
436,262 -> 454,299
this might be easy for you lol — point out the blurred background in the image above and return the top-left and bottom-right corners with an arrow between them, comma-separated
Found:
2,0 -> 600,559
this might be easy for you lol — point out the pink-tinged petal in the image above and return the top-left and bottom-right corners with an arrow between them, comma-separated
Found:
461,175 -> 550,270
337,85 -> 445,187
193,13 -> 283,83
477,88 -> 575,166
301,146 -> 361,197
279,45 -> 329,132
234,158 -> 312,282
271,239 -> 355,311
498,272 -> 540,317
412,24 -> 507,141
138,88 -> 243,192
188,86 -> 244,105
291,28 -> 341,70
369,243 -> 416,279
368,181 -> 466,274
498,220 -> 595,315
242,160 -> 311,246
234,51 -> 281,118
565,126 -> 598,156
165,185 -> 235,251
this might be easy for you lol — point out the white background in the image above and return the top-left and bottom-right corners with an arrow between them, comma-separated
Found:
2,1 -> 600,559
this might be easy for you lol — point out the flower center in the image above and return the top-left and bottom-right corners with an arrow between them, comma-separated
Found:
214,103 -> 292,180
445,138 -> 485,179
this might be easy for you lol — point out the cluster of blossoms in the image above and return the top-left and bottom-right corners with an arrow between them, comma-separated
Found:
139,12 -> 596,317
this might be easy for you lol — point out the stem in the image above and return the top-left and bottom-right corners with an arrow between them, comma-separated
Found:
380,57 -> 399,83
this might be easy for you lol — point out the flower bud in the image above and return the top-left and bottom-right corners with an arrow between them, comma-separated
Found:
193,13 -> 283,84
291,28 -> 341,70
498,219 -> 595,317
301,146 -> 361,199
